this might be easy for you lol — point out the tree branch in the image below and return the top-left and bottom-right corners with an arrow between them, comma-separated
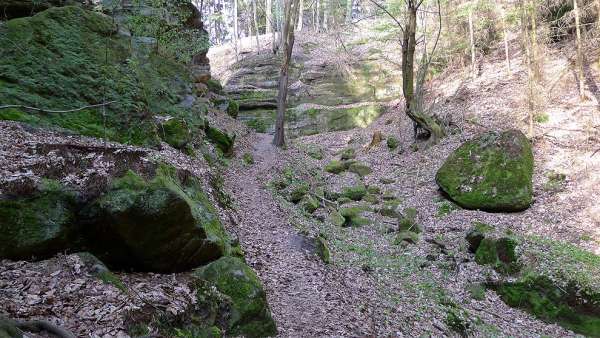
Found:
0,101 -> 117,114
367,0 -> 405,34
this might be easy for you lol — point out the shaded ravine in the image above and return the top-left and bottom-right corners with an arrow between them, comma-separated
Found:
224,133 -> 374,337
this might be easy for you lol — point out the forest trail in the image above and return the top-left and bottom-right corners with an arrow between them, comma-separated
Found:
224,133 -> 374,337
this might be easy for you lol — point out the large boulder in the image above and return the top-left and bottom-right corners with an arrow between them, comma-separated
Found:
436,130 -> 533,212
0,0 -> 91,19
193,257 -> 277,337
81,166 -> 231,272
0,180 -> 77,260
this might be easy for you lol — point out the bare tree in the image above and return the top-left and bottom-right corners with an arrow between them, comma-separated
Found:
273,0 -> 301,146
468,4 -> 477,78
253,0 -> 261,51
297,0 -> 304,31
233,0 -> 239,60
501,7 -> 511,73
574,0 -> 585,100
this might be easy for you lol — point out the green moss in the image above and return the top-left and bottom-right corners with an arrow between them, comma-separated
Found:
363,194 -> 379,205
466,283 -> 486,301
386,136 -> 399,150
339,206 -> 371,227
435,130 -> 534,212
475,237 -> 519,274
398,207 -> 421,233
0,7 -> 195,146
242,153 -> 254,165
205,123 -> 235,157
329,210 -> 346,226
245,118 -> 268,133
288,183 -> 309,203
341,184 -> 367,201
82,166 -> 231,272
492,275 -> 600,337
193,257 -> 277,337
98,270 -> 127,292
315,236 -> 330,264
302,195 -> 320,213
394,231 -> 419,245
543,170 -> 566,192
305,145 -> 324,160
379,178 -> 396,184
159,118 -> 192,149
0,180 -> 77,260
340,147 -> 356,160
465,222 -> 494,252
226,100 -> 239,119
366,186 -> 381,194
445,307 -> 472,336
206,79 -> 223,93
0,317 -> 22,338
347,162 -> 372,177
324,160 -> 346,174
436,200 -> 461,217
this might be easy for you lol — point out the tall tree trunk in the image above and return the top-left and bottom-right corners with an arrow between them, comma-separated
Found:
574,0 -> 585,100
468,6 -> 476,78
502,9 -> 511,73
402,0 -> 445,144
529,0 -> 541,82
273,0 -> 300,147
266,0 -> 272,33
345,0 -> 353,23
523,1 -> 535,138
297,0 -> 303,31
253,0 -> 261,52
316,0 -> 320,31
322,0 -> 328,31
233,0 -> 239,60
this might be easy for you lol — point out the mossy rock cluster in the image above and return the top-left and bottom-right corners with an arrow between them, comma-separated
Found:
436,129 -> 534,212
193,257 -> 277,337
466,222 -> 519,274
0,6 -> 203,146
324,159 -> 372,177
0,166 -> 232,273
491,275 -> 600,337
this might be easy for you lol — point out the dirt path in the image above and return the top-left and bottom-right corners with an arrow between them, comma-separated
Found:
225,134 -> 373,337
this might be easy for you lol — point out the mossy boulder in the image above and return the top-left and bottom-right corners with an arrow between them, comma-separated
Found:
348,162 -> 372,177
0,180 -> 77,260
158,118 -> 192,149
435,130 -> 533,212
205,123 -> 236,157
325,160 -> 345,174
226,100 -> 240,119
329,210 -> 346,226
394,231 -> 419,245
193,257 -> 277,337
471,233 -> 520,274
81,167 -> 230,272
315,236 -> 330,264
398,207 -> 421,233
465,222 -> 494,253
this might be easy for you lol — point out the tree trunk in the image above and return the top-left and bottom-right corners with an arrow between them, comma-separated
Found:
266,0 -> 272,33
574,0 -> 585,100
297,0 -> 303,31
522,1 -> 535,138
502,9 -> 511,73
468,6 -> 476,78
345,0 -> 353,23
322,0 -> 328,31
316,0 -> 320,31
402,1 -> 445,144
529,0 -> 541,82
253,0 -> 260,52
233,0 -> 239,60
273,0 -> 300,147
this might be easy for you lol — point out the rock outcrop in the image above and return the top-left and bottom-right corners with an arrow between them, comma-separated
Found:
436,129 -> 534,212
193,257 -> 278,337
